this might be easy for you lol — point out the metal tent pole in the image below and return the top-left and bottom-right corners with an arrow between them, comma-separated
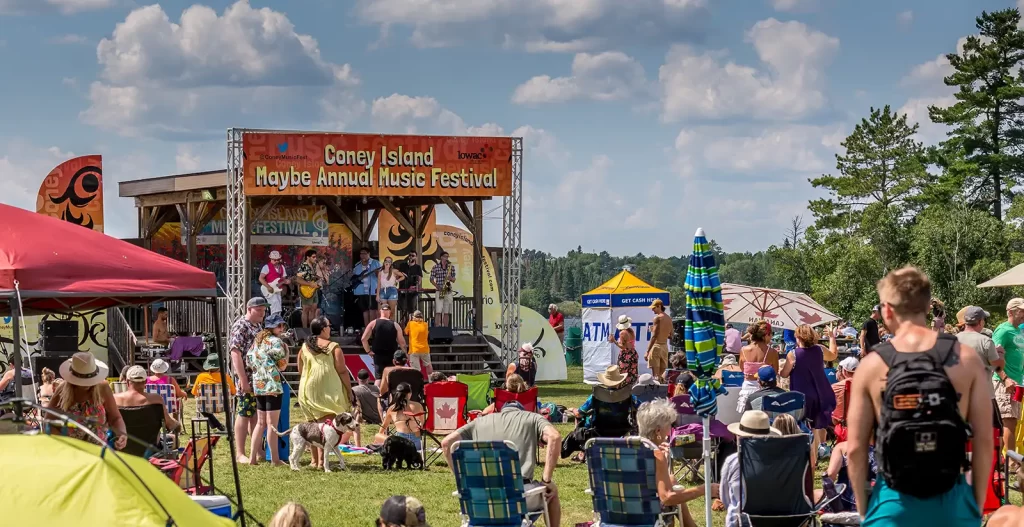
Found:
10,296 -> 22,420
212,299 -> 246,526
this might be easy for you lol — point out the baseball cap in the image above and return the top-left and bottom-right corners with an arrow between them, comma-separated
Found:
1008,298 -> 1024,312
379,496 -> 430,527
963,306 -> 990,325
872,305 -> 881,313
246,297 -> 268,309
757,364 -> 776,383
125,365 -> 147,382
839,356 -> 859,372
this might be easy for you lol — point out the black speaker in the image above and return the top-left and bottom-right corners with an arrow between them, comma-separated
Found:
428,326 -> 454,344
292,327 -> 312,341
31,356 -> 67,383
39,320 -> 78,355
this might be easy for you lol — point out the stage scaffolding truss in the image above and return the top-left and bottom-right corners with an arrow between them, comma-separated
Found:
224,129 -> 523,359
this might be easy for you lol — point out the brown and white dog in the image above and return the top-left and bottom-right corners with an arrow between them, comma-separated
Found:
272,412 -> 357,472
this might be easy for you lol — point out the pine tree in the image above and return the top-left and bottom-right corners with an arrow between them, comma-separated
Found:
809,105 -> 928,232
929,8 -> 1024,219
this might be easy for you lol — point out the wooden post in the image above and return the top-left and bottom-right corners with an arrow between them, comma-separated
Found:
473,200 -> 484,334
413,207 -> 424,266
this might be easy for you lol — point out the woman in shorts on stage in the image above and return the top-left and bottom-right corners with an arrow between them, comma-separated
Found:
376,257 -> 406,317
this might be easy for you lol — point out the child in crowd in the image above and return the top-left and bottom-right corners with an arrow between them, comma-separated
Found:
269,502 -> 311,527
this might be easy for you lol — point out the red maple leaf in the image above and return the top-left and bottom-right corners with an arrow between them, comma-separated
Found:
756,310 -> 778,319
798,309 -> 822,324
437,403 -> 457,421
722,298 -> 733,308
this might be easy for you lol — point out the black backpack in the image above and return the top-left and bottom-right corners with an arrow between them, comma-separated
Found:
875,334 -> 971,498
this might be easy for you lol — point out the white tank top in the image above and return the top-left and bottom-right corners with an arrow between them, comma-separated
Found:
379,270 -> 400,289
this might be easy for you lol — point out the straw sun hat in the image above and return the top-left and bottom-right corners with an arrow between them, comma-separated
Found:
727,410 -> 782,438
597,365 -> 627,388
616,315 -> 632,331
59,352 -> 108,387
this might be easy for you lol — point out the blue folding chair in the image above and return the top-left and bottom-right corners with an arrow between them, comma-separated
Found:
450,440 -> 549,527
584,437 -> 684,526
756,391 -> 811,434
721,370 -> 745,387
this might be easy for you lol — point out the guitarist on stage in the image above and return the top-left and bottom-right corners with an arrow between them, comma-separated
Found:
353,247 -> 382,327
259,250 -> 289,317
295,249 -> 323,329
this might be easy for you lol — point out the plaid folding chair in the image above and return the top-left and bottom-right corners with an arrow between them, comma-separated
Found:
145,383 -> 183,424
421,381 -> 469,468
450,440 -> 549,527
109,381 -> 129,394
584,437 -> 683,527
194,383 -> 227,432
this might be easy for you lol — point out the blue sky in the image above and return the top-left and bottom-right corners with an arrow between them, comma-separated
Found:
0,0 -> 1014,256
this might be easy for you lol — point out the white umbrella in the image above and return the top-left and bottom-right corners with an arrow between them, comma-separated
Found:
979,263 -> 1024,288
721,283 -> 840,330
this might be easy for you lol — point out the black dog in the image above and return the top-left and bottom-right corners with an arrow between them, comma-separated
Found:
381,435 -> 423,470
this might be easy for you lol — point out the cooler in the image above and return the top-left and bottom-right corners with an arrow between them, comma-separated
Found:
190,495 -> 232,518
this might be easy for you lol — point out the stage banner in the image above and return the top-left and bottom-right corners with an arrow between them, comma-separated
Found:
242,132 -> 513,197
581,307 -> 613,384
195,205 -> 330,246
36,155 -> 104,233
379,210 -> 566,381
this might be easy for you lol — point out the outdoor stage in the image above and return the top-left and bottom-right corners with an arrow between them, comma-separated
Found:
117,130 -> 526,377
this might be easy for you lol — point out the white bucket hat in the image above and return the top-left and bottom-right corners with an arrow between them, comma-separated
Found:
59,352 -> 109,387
150,358 -> 170,374
616,315 -> 632,331
269,250 -> 282,260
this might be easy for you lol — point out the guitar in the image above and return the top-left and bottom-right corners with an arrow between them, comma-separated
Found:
299,283 -> 320,299
346,266 -> 377,292
261,278 -> 285,298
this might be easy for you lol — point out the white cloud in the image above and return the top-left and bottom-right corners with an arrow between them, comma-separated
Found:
898,96 -> 955,145
355,0 -> 707,51
0,141 -> 76,213
175,145 -> 202,172
49,34 -> 88,45
371,94 -> 505,136
0,0 -> 114,15
770,0 -> 816,12
897,10 -> 913,26
61,77 -> 77,88
512,51 -> 646,105
899,36 -> 978,144
660,18 -> 839,121
673,124 -> 845,179
82,1 -> 362,139
900,37 -> 971,93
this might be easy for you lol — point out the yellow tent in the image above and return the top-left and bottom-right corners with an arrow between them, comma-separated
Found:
580,270 -> 671,383
0,434 -> 235,526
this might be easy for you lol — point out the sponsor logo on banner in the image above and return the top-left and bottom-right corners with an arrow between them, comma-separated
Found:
243,132 -> 513,198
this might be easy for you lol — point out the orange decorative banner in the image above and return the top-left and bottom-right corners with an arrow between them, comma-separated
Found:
242,132 -> 513,197
36,155 -> 104,232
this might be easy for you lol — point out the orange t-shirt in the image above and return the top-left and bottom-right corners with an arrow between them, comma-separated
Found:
405,320 -> 430,354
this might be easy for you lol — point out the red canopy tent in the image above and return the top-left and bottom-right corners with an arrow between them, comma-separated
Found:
0,204 -> 250,524
0,203 -> 216,313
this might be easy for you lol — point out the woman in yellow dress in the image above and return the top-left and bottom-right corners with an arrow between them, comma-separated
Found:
297,316 -> 355,469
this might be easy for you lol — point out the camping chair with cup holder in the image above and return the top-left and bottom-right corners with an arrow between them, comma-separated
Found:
721,370 -> 745,388
450,440 -> 550,527
584,437 -> 686,527
456,373 -> 492,413
738,434 -> 845,527
755,391 -> 811,434
631,382 -> 670,405
668,394 -> 721,483
420,380 -> 469,469
492,386 -> 540,413
379,368 -> 427,435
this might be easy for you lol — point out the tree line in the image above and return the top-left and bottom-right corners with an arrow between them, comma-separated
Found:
520,8 -> 1024,322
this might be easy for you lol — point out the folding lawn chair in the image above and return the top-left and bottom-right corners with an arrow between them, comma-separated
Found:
119,403 -> 170,458
584,437 -> 684,527
421,381 -> 468,468
109,381 -> 128,394
450,440 -> 549,527
756,391 -> 810,434
831,380 -> 852,445
150,432 -> 220,495
631,383 -> 669,405
970,426 -> 1009,514
194,383 -> 227,432
493,387 -> 539,412
145,383 -> 183,423
738,434 -> 844,527
721,370 -> 744,387
668,395 -> 718,482
457,373 -> 492,412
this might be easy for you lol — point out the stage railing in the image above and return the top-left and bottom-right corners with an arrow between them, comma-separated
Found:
166,297 -> 231,335
414,295 -> 474,332
106,307 -> 136,370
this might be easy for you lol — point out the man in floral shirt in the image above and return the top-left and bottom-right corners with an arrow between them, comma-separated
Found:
230,297 -> 266,463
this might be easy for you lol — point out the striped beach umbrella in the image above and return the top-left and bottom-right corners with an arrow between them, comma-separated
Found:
684,228 -> 726,379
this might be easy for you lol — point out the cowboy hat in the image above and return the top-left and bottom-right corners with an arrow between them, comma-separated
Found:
597,365 -> 627,388
727,410 -> 782,438
150,358 -> 170,374
202,353 -> 221,371
616,315 -> 632,331
59,352 -> 109,387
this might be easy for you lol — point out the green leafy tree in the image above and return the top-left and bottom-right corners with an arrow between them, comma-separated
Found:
929,8 -> 1024,219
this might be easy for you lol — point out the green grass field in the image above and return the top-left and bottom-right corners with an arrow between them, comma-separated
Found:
194,366 -> 1017,526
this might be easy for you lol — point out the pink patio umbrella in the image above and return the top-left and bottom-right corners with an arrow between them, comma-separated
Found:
721,283 -> 840,330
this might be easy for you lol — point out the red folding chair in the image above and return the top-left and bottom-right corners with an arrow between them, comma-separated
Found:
832,379 -> 852,444
967,427 -> 1007,514
421,381 -> 469,469
493,387 -> 539,412
150,434 -> 220,494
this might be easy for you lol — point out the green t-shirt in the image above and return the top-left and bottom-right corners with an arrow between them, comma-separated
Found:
992,321 -> 1024,383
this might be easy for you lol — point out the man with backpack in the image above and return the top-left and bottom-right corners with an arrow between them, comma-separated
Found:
847,267 -> 992,526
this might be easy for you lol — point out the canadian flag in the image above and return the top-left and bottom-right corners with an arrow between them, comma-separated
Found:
434,397 -> 459,430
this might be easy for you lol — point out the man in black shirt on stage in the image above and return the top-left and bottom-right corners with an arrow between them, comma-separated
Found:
396,253 -> 422,325
859,304 -> 882,358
